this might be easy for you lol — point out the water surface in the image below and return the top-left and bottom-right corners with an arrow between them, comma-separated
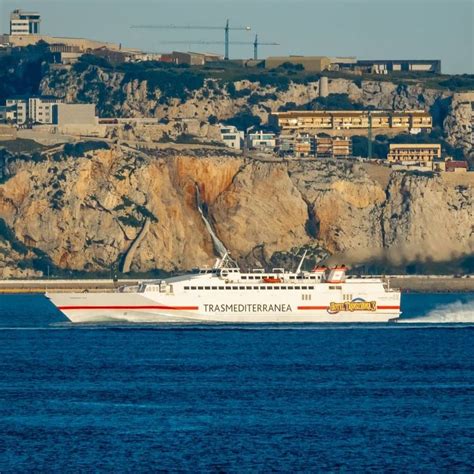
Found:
0,293 -> 473,471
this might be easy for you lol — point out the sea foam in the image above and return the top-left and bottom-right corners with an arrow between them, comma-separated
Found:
401,300 -> 474,323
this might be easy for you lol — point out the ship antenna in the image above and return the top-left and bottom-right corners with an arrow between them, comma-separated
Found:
295,249 -> 308,274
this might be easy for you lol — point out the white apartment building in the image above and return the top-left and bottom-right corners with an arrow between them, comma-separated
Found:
5,97 -> 62,125
10,10 -> 41,35
5,99 -> 28,124
247,131 -> 277,151
220,125 -> 244,150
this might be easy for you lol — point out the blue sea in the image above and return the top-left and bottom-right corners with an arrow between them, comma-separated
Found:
0,293 -> 473,472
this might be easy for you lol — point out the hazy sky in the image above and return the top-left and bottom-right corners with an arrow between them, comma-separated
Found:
2,0 -> 473,74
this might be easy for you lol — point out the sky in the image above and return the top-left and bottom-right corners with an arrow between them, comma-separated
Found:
1,0 -> 473,74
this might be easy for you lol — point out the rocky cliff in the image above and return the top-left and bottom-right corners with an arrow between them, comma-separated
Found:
1,145 -> 472,277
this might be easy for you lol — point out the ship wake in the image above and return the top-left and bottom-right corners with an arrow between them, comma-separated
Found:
400,300 -> 474,323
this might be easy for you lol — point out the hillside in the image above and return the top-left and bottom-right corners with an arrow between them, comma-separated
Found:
0,49 -> 473,277
0,46 -> 472,159
37,58 -> 474,161
0,144 -> 472,278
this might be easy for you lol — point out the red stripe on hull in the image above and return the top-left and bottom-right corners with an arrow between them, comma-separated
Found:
298,306 -> 400,311
58,305 -> 199,311
297,306 -> 327,310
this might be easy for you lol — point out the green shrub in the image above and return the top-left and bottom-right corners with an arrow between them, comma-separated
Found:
123,69 -> 205,102
63,141 -> 110,158
222,112 -> 261,131
136,204 -> 158,223
118,215 -> 143,228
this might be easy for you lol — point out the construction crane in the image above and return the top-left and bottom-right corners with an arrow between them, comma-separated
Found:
161,34 -> 279,60
130,19 -> 251,60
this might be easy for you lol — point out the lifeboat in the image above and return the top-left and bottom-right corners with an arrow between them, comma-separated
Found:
263,276 -> 282,283
311,266 -> 328,273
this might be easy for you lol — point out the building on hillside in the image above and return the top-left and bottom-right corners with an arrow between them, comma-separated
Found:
271,110 -> 432,134
159,53 -> 176,64
265,56 -> 332,72
316,136 -> 352,158
387,143 -> 441,170
6,97 -> 62,125
445,160 -> 468,173
52,104 -> 97,125
247,131 -> 276,151
10,9 -> 41,35
130,52 -> 163,62
294,134 -> 315,157
4,98 -> 97,127
172,51 -> 223,66
49,44 -> 83,64
328,57 -> 358,71
356,59 -> 441,74
90,46 -> 134,64
0,33 -> 122,52
5,99 -> 28,124
29,97 -> 60,124
277,133 -> 296,155
219,125 -> 244,150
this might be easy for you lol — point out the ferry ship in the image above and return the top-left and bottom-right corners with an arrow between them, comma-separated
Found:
47,253 -> 401,323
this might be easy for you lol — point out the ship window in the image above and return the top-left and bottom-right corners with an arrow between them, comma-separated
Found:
198,286 -> 204,290
253,286 -> 259,290
295,286 -> 301,290
273,286 -> 280,290
242,276 -> 247,280
184,286 -> 189,290
232,286 -> 238,290
205,286 -> 210,290
225,287 -> 231,290
239,286 -> 245,290
289,276 -> 295,280
219,286 -> 225,290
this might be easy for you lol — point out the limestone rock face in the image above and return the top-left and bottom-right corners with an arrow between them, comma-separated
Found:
0,146 -> 472,277
444,92 -> 474,158
382,173 -> 474,263
212,161 -> 309,262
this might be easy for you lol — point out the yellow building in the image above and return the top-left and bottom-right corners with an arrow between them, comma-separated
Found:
316,136 -> 352,158
272,110 -> 432,133
265,56 -> 332,72
387,143 -> 441,169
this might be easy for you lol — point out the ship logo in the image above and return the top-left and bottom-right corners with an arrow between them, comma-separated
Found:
328,298 -> 377,314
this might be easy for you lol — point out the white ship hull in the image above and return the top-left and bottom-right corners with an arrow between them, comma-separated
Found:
47,277 -> 401,324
